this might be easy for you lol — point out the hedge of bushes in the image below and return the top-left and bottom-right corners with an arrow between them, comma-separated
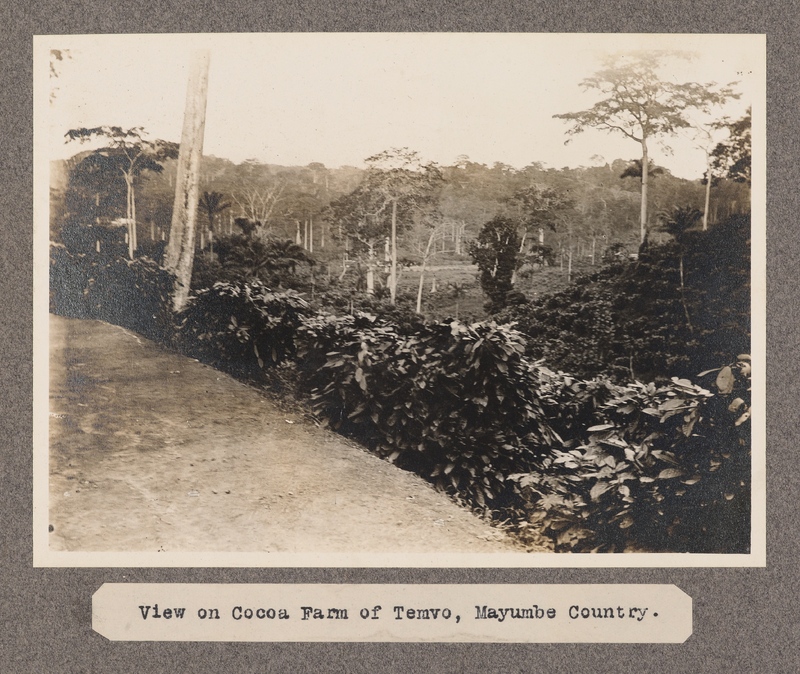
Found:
175,281 -> 311,383
50,245 -> 174,343
512,357 -> 751,553
49,243 -> 752,553
297,318 -> 559,508
496,214 -> 751,383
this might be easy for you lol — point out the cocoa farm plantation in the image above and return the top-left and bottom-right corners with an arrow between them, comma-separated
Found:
43,34 -> 759,559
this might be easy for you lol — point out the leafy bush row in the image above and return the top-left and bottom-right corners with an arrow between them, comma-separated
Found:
50,245 -> 174,343
294,310 -> 751,551
50,244 -> 752,553
497,214 -> 751,382
175,281 -> 311,383
511,356 -> 751,553
297,318 -> 559,508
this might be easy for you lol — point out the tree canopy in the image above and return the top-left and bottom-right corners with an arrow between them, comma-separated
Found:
468,215 -> 522,313
712,107 -> 752,187
554,52 -> 739,243
65,126 -> 179,257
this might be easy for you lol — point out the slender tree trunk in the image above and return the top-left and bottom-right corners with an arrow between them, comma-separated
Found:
124,174 -> 134,258
390,199 -> 398,305
702,153 -> 712,231
309,215 -> 314,253
416,228 -> 436,314
640,138 -> 649,244
389,200 -> 397,305
131,185 -> 137,254
366,242 -> 375,295
164,49 -> 211,312
679,252 -> 693,333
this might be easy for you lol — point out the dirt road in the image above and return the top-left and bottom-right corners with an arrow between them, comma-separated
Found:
48,315 -> 537,555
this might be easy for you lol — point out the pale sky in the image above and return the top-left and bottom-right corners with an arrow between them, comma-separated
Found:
39,33 -> 764,180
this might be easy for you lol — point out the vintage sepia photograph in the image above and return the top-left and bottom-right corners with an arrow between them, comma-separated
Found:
33,32 -> 765,567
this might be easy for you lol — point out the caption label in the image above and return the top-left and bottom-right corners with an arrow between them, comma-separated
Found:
93,583 -> 691,642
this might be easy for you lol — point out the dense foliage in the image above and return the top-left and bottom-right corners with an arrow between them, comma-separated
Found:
50,244 -> 174,343
297,318 -> 558,508
468,216 -> 522,313
48,60 -> 754,553
496,214 -> 750,382
176,281 -> 311,382
513,356 -> 751,553
50,240 -> 753,553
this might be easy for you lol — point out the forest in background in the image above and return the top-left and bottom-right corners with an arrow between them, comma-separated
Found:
50,137 -> 750,319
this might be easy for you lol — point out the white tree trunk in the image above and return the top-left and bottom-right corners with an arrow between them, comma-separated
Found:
164,49 -> 211,312
131,185 -> 137,254
124,174 -> 134,258
390,199 -> 398,305
703,152 -> 712,231
415,228 -> 436,314
366,242 -> 375,295
640,139 -> 649,244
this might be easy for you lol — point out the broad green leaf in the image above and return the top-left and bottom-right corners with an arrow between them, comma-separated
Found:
716,366 -> 735,394
590,481 -> 611,501
659,397 -> 686,411
728,397 -> 746,412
